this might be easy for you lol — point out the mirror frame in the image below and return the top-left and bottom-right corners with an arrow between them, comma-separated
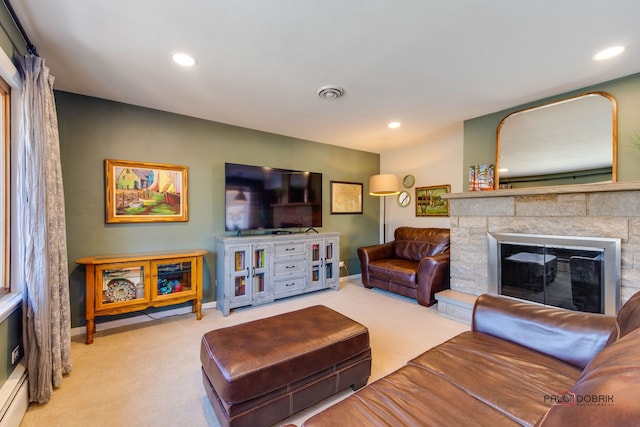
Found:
495,91 -> 617,188
402,174 -> 415,188
398,190 -> 411,207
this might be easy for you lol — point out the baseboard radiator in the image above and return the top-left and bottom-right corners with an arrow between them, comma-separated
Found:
0,363 -> 28,427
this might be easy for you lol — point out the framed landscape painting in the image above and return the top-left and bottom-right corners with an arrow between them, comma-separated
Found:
105,159 -> 188,223
415,184 -> 450,217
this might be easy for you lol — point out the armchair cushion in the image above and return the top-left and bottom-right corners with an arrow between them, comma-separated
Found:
368,259 -> 418,287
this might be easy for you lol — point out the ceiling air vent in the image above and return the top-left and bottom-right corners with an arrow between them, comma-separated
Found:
317,86 -> 345,100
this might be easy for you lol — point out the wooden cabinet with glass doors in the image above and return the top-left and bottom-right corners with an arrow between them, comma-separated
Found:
216,232 -> 339,316
76,249 -> 207,344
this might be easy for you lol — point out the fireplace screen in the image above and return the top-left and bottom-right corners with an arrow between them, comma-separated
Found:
500,243 -> 603,313
488,233 -> 620,315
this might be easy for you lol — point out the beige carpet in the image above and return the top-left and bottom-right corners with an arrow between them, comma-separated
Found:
19,279 -> 468,427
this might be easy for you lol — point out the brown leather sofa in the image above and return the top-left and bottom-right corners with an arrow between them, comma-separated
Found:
300,292 -> 640,426
357,227 -> 450,306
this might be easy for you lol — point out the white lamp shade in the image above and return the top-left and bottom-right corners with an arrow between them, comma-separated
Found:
369,174 -> 400,196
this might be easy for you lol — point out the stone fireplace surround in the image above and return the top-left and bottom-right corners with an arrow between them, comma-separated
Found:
435,181 -> 640,323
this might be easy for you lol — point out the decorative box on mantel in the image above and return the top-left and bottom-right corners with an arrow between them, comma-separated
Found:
436,181 -> 640,324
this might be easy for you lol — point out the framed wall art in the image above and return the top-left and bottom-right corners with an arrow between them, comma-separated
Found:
330,181 -> 363,214
105,159 -> 188,223
415,184 -> 450,217
468,164 -> 495,191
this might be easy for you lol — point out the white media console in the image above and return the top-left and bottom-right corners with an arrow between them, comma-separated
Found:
215,232 -> 340,316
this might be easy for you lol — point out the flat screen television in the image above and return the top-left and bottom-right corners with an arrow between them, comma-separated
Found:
224,163 -> 323,231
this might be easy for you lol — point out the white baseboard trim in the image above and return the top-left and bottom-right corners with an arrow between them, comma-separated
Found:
70,301 -> 218,337
340,273 -> 361,282
0,362 -> 28,427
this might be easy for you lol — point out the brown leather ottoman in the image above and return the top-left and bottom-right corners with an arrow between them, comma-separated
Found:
200,305 -> 371,427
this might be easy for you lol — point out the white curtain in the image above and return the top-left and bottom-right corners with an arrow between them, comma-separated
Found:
17,54 -> 72,404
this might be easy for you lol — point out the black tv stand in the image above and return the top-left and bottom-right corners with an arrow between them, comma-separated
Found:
305,227 -> 319,233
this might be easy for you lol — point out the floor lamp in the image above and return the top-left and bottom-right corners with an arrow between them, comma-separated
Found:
369,174 -> 400,243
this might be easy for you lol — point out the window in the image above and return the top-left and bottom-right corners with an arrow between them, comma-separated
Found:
0,76 -> 8,297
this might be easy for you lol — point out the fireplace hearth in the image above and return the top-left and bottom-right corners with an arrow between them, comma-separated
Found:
488,232 -> 620,315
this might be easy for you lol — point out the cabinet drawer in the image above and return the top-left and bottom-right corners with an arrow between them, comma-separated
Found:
274,242 -> 306,257
274,276 -> 306,294
273,258 -> 306,276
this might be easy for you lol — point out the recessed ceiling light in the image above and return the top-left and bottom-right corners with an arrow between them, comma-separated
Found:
388,121 -> 401,129
592,46 -> 625,61
172,53 -> 196,67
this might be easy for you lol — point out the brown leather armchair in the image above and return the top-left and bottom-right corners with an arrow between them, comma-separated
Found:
357,227 -> 450,306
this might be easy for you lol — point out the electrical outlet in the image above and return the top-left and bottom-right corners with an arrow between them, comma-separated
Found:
11,345 -> 20,364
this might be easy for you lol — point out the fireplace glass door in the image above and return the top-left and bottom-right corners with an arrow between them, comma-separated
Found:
499,243 -> 604,313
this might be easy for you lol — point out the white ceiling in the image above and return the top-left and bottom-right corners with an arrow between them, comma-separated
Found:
10,0 -> 640,154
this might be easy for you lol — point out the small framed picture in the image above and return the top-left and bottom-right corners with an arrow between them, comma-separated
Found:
105,159 -> 188,223
330,181 -> 363,214
415,184 -> 450,217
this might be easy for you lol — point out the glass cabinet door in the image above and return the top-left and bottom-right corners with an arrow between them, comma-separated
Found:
96,261 -> 149,310
229,245 -> 251,302
324,239 -> 337,282
151,257 -> 197,300
309,240 -> 323,286
252,245 -> 270,299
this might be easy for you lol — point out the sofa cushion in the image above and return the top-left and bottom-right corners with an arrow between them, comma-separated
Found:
368,259 -> 418,287
473,293 -> 615,369
302,364 -> 520,427
408,331 -> 582,426
610,290 -> 640,343
538,327 -> 640,427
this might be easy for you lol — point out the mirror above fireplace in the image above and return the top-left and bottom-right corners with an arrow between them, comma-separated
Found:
496,92 -> 617,189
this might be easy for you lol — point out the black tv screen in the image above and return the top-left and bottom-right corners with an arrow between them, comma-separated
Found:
225,163 -> 322,231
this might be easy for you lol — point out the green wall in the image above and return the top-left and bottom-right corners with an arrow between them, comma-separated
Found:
56,91 -> 381,327
464,72 -> 640,188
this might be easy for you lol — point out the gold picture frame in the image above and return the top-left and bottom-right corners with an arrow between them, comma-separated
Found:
105,159 -> 188,223
330,181 -> 363,214
415,184 -> 450,217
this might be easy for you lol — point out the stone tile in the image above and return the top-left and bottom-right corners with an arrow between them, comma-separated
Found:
451,277 -> 487,295
450,197 -> 514,217
515,193 -> 587,217
450,227 -> 470,244
449,244 -> 460,262
621,242 -> 640,270
621,251 -> 634,270
487,216 -> 629,240
622,268 -> 640,287
458,216 -> 488,229
630,218 -> 640,241
450,261 -> 475,280
589,191 -> 640,216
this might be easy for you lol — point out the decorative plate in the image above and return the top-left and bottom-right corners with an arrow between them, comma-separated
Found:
104,278 -> 136,303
